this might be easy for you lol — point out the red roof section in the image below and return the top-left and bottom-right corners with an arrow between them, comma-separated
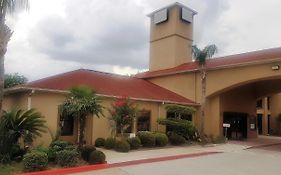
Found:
136,47 -> 281,78
23,69 -> 196,105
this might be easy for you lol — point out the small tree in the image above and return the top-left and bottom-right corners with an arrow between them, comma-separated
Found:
4,73 -> 27,88
158,104 -> 197,140
59,86 -> 104,147
109,97 -> 137,137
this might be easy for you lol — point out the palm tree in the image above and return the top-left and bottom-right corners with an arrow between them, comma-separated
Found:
0,108 -> 46,145
59,86 -> 104,147
0,0 -> 29,117
192,44 -> 217,135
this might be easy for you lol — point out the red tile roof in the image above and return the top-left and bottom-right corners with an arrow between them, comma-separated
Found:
21,69 -> 196,105
136,47 -> 281,78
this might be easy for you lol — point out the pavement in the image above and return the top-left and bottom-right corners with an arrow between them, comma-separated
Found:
71,136 -> 281,175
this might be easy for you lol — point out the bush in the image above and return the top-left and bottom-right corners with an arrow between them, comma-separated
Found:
155,133 -> 169,147
49,140 -> 69,150
47,145 -> 61,162
56,150 -> 79,167
114,140 -> 130,152
104,138 -> 116,149
10,144 -> 26,161
95,138 -> 105,147
65,145 -> 78,151
127,137 -> 141,149
88,150 -> 106,165
158,118 -> 196,140
169,133 -> 186,145
23,151 -> 48,172
81,145 -> 96,161
137,131 -> 156,147
32,146 -> 49,154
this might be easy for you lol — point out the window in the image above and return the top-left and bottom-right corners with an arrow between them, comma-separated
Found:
137,111 -> 151,131
256,99 -> 263,108
60,116 -> 74,136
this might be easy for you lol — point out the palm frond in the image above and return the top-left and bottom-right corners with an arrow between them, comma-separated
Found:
192,44 -> 218,65
203,44 -> 218,59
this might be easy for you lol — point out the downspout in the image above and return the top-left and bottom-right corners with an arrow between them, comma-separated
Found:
27,90 -> 35,110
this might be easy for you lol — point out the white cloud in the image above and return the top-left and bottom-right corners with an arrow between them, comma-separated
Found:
4,0 -> 281,81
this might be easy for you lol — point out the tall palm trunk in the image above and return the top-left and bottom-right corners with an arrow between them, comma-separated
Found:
200,65 -> 207,134
0,22 -> 12,117
78,116 -> 86,148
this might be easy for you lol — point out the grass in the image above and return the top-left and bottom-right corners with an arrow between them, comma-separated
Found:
0,162 -> 23,175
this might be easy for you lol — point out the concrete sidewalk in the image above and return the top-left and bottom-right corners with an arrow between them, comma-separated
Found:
100,135 -> 281,164
98,143 -> 248,164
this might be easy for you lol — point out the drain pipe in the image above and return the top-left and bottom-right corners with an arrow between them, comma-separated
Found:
27,90 -> 35,110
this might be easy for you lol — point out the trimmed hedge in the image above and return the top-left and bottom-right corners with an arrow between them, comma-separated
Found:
81,145 -> 96,161
95,138 -> 105,147
155,133 -> 169,147
137,131 -> 156,147
127,137 -> 141,149
88,150 -> 106,165
49,140 -> 69,150
56,150 -> 79,167
48,140 -> 71,162
23,151 -> 48,172
114,141 -> 130,152
169,133 -> 186,145
104,138 -> 116,149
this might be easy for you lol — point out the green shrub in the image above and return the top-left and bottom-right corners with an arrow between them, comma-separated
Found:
88,150 -> 106,165
114,140 -> 130,152
65,145 -> 78,151
23,151 -> 48,172
95,138 -> 105,147
10,144 -> 26,161
49,140 -> 69,150
137,131 -> 156,147
158,118 -> 196,140
104,138 -> 116,149
155,133 -> 169,147
169,133 -> 186,145
0,154 -> 11,164
56,150 -> 79,167
32,146 -> 49,154
81,145 -> 96,161
127,137 -> 141,149
47,145 -> 61,162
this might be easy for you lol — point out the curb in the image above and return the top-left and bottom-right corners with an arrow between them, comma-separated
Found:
18,151 -> 221,175
245,142 -> 281,150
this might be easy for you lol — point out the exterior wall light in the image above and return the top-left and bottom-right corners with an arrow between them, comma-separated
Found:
271,65 -> 280,71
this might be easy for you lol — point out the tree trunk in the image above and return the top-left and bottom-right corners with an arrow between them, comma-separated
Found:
200,65 -> 207,135
78,116 -> 86,148
0,22 -> 12,118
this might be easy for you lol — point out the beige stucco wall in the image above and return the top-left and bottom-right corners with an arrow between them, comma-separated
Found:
5,91 -> 193,146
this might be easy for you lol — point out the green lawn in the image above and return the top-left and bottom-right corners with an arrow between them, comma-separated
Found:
0,162 -> 23,175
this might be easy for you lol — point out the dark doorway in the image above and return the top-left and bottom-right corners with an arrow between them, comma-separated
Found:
257,114 -> 263,135
223,112 -> 248,140
267,115 -> 271,134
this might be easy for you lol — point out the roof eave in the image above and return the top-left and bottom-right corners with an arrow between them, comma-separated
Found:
4,87 -> 198,106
